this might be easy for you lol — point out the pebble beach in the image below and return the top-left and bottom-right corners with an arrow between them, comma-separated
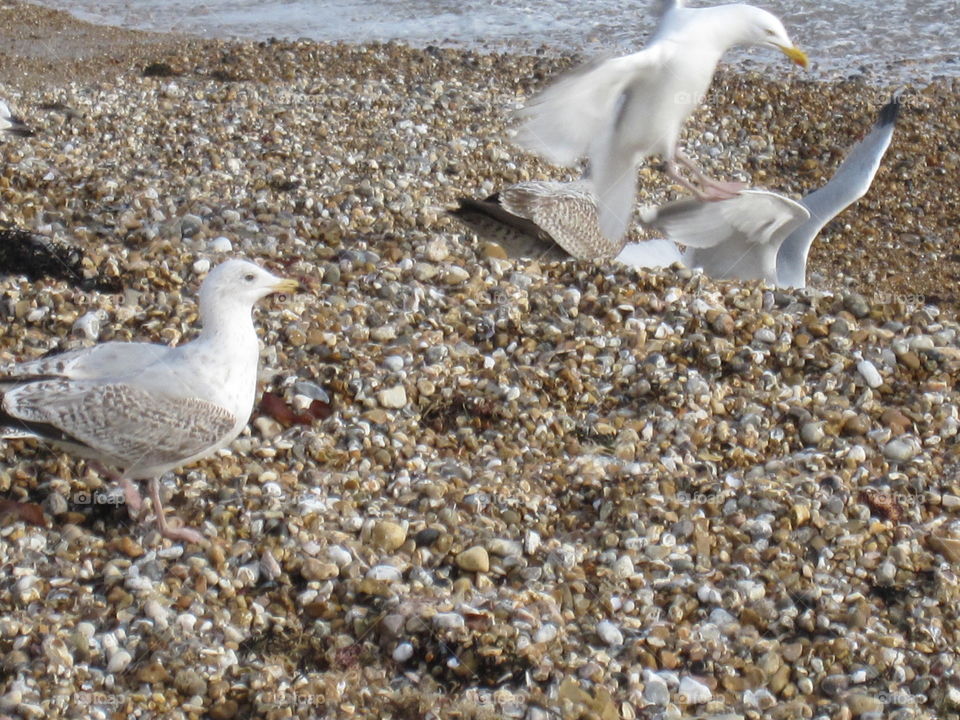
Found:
0,2 -> 960,719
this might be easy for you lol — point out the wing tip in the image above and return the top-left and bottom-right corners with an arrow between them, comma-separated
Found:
878,90 -> 904,128
3,125 -> 35,138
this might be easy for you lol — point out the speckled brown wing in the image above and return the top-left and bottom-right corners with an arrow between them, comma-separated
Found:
1,379 -> 237,474
449,194 -> 571,261
499,181 -> 626,260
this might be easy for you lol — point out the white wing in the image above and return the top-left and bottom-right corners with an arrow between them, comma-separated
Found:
0,342 -> 172,385
647,191 -> 810,248
616,238 -> 684,268
801,95 -> 899,224
513,51 -> 659,167
645,190 -> 810,283
777,94 -> 901,288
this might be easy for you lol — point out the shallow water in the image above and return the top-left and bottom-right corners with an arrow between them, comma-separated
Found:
32,0 -> 960,81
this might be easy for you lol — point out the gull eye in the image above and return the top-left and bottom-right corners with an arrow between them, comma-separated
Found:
244,272 -> 256,282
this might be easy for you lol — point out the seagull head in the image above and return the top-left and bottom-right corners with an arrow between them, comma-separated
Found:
739,6 -> 809,68
200,259 -> 300,319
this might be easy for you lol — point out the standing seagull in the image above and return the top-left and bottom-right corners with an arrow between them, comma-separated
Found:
0,259 -> 299,543
641,94 -> 901,287
0,99 -> 33,137
513,1 -> 807,243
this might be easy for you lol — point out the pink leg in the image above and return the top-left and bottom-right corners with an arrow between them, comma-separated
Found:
89,460 -> 143,516
674,151 -> 745,200
149,477 -> 206,544
665,160 -> 717,200
118,478 -> 144,516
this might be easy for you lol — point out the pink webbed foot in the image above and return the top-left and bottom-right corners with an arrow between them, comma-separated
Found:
149,477 -> 206,545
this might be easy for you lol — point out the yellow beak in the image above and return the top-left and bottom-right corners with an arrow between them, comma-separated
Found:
273,277 -> 300,294
778,44 -> 809,69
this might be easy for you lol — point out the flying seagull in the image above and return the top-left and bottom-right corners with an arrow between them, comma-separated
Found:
513,1 -> 807,243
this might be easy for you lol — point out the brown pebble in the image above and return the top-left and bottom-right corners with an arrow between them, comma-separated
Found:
660,650 -> 679,669
880,408 -> 912,435
301,558 -> 339,581
208,700 -> 239,720
455,545 -> 489,572
372,520 -> 407,552
841,415 -> 869,436
928,534 -> 960,563
896,350 -> 921,370
108,535 -> 144,558
136,660 -> 171,684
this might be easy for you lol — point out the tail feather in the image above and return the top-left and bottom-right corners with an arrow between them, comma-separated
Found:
3,125 -> 34,138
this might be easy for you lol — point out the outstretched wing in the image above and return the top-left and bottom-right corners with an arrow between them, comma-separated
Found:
800,93 -> 900,225
645,191 -> 810,249
513,51 -> 657,167
778,93 -> 901,288
644,190 -> 810,282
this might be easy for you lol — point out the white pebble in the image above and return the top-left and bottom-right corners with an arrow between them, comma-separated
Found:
384,355 -> 405,372
366,565 -> 402,582
433,612 -> 465,630
72,311 -> 102,341
679,676 -> 712,704
883,438 -> 917,462
857,358 -> 883,388
643,673 -> 671,705
107,649 -> 132,673
327,545 -> 353,568
144,600 -> 169,630
177,613 -> 197,632
534,624 -> 558,644
392,642 -> 414,662
524,530 -> 541,555
596,619 -> 623,646
209,236 -> 233,252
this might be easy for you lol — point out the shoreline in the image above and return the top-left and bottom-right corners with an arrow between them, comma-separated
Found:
3,0 -> 960,88
22,0 -> 960,85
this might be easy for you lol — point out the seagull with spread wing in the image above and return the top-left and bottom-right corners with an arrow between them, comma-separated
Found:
513,0 -> 807,243
641,94 -> 901,287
